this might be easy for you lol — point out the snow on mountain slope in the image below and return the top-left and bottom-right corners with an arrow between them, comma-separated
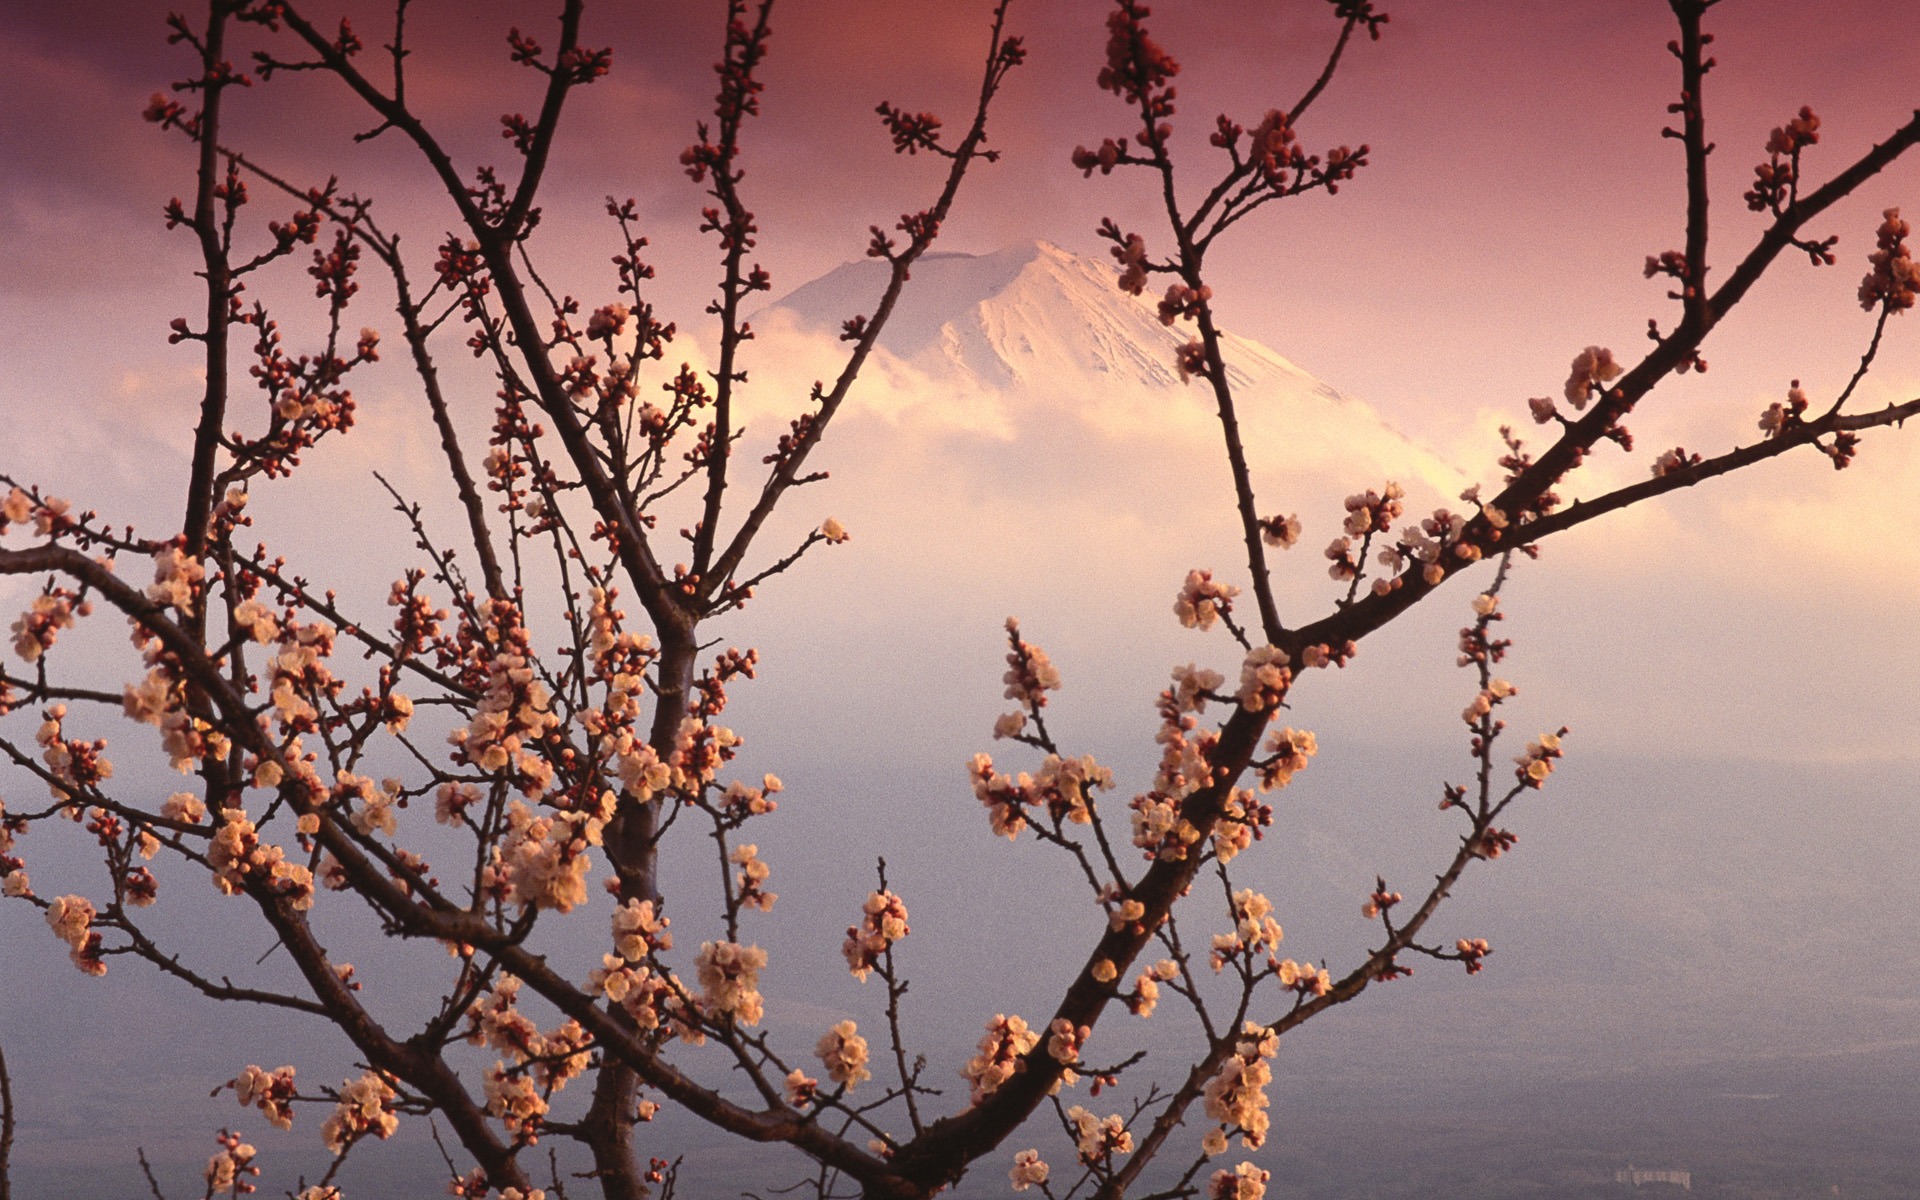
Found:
752,240 -> 1466,502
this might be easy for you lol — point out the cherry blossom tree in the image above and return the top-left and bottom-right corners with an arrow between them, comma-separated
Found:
3,1 -> 1919,1198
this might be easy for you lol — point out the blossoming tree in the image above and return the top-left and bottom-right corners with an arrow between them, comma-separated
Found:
3,1 -> 1919,1198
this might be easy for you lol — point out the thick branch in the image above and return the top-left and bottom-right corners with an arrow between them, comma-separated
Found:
182,7 -> 234,560
1520,395 -> 1920,543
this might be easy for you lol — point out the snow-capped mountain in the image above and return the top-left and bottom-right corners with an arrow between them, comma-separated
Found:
755,240 -> 1464,499
766,240 -> 1348,393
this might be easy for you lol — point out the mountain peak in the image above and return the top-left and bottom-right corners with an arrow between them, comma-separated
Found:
755,240 -> 1464,498
762,239 -> 1331,396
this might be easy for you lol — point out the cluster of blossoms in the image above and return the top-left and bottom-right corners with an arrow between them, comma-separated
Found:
1325,484 -> 1405,582
971,753 -> 1033,839
146,543 -> 205,613
449,1164 -> 551,1200
0,802 -> 25,898
264,618 -> 340,734
207,806 -> 315,910
1009,1148 -> 1051,1192
1643,247 -> 1690,288
1563,344 -> 1623,409
1462,678 -> 1516,727
588,907 -> 694,1044
1073,132 -> 1133,177
1128,665 -> 1225,861
1174,568 -> 1239,631
35,706 -> 113,802
319,1071 -> 399,1154
1044,1016 -> 1090,1068
1361,885 -> 1403,922
970,751 -> 1116,839
1458,592 -> 1506,661
1276,957 -> 1331,997
730,842 -> 775,912
719,773 -> 781,821
1171,663 -> 1224,714
1173,339 -> 1211,383
1377,505 -> 1475,588
1236,646 -> 1291,712
162,789 -> 207,825
45,893 -> 105,975
124,661 -> 227,775
0,486 -> 68,537
1045,754 -> 1115,825
1651,446 -> 1703,478
433,781 -> 482,827
1202,1023 -> 1279,1150
784,1068 -> 819,1108
12,588 -> 84,662
694,939 -> 768,1025
334,771 -> 401,837
1208,1161 -> 1272,1200
1456,937 -> 1493,975
489,800 -> 602,913
584,300 -> 630,342
464,977 -> 545,1060
1745,105 -> 1820,212
579,589 -> 675,805
1066,1105 -> 1133,1165
1108,227 -> 1151,295
1256,726 -> 1317,793
0,485 -> 38,533
204,1130 -> 259,1196
1342,483 -> 1404,539
1405,499 -> 1474,583
464,977 -> 593,1140
384,575 -> 442,659
962,1013 -> 1040,1104
1210,888 -> 1284,970
1123,957 -> 1181,1018
1451,802 -> 1516,851
666,717 -> 743,794
843,888 -> 909,980
612,897 -> 673,958
1046,1017 -> 1090,1092
1243,108 -> 1306,185
815,1019 -> 872,1089
1514,729 -> 1567,787
1212,785 -> 1271,863
1158,280 -> 1211,325
225,1064 -> 298,1131
1298,640 -> 1354,671
448,601 -> 561,796
1759,380 -> 1811,439
483,1064 -> 550,1146
1000,618 -> 1062,717
1861,207 -> 1918,313
588,953 -> 690,1042
1260,512 -> 1302,549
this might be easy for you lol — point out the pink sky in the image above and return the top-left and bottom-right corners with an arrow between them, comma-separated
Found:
8,1 -> 1920,395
